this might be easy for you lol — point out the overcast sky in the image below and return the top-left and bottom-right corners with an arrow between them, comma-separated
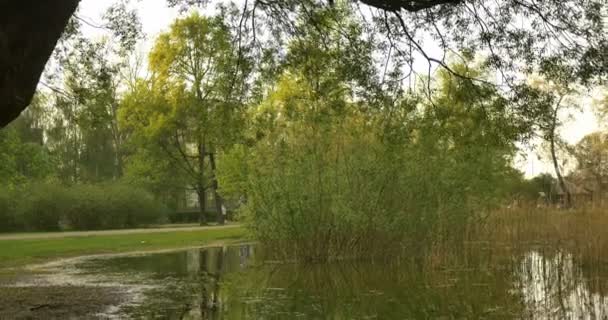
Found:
77,0 -> 601,178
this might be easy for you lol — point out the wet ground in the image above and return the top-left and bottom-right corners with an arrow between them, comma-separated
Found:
0,255 -> 131,319
2,243 -> 608,319
0,286 -> 123,319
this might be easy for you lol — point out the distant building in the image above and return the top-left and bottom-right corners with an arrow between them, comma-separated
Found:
551,179 -> 593,206
179,188 -> 220,213
569,169 -> 608,205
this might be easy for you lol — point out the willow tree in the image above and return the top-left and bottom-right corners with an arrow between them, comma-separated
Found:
2,0 -> 606,127
121,13 -> 250,225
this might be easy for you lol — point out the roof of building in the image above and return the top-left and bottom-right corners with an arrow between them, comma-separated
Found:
553,179 -> 593,196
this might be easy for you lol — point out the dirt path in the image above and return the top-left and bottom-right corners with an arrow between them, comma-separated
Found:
0,224 -> 242,241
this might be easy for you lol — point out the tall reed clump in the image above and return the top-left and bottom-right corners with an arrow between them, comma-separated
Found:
483,204 -> 608,265
220,97 -> 515,262
217,59 -> 521,262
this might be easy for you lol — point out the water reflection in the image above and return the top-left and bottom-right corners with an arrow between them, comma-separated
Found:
518,250 -> 608,319
79,245 -> 608,319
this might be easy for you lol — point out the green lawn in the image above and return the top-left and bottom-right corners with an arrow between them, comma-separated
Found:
0,226 -> 247,269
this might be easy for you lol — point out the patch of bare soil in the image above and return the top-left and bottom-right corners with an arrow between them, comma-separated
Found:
0,286 -> 124,319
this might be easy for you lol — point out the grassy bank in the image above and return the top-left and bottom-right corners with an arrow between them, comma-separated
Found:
0,225 -> 247,269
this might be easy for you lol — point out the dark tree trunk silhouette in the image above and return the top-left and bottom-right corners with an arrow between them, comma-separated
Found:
360,0 -> 461,11
0,0 -> 80,127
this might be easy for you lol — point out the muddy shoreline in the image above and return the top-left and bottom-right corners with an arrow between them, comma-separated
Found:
0,242 -> 253,319
0,286 -> 125,319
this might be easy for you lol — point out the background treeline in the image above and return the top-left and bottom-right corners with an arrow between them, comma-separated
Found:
0,3 -> 170,232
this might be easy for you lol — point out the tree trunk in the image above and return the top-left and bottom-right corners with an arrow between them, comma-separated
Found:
110,101 -> 123,179
198,142 -> 207,225
197,188 -> 207,226
549,101 -> 571,208
550,136 -> 571,207
208,152 -> 225,225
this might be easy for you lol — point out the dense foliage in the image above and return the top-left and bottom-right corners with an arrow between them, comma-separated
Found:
0,182 -> 166,232
120,12 -> 250,224
209,6 -> 526,261
219,65 -> 522,261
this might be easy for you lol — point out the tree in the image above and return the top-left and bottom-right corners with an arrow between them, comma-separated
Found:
121,13 -> 249,225
520,173 -> 556,202
548,95 -> 572,207
2,0 -> 606,127
40,1 -> 142,183
574,132 -> 608,202
594,90 -> 608,123
0,98 -> 55,187
527,75 -> 582,207
49,39 -> 123,182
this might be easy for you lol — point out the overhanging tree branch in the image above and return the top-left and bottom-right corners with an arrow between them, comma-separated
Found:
360,0 -> 463,11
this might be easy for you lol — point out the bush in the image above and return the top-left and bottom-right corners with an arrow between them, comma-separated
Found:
104,184 -> 167,228
167,210 -> 219,224
64,183 -> 167,230
17,182 -> 69,231
0,181 -> 167,232
0,186 -> 19,232
64,184 -> 107,230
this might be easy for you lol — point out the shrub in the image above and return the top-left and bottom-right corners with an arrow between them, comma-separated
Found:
64,184 -> 109,230
104,184 -> 167,228
64,183 -> 167,230
167,210 -> 217,224
0,181 -> 167,232
0,186 -> 20,232
17,182 -> 69,231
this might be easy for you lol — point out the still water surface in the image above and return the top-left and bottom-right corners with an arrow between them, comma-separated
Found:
75,245 -> 608,319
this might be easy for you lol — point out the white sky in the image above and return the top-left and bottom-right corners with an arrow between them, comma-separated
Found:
78,0 -> 602,178
78,0 -> 179,42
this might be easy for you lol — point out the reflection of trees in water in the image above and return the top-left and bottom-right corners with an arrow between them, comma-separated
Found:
517,249 -> 608,319
108,245 -> 255,319
181,245 -> 255,320
218,257 -> 524,319
123,245 -> 608,319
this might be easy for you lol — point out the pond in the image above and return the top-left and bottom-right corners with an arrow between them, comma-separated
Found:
68,244 -> 608,319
